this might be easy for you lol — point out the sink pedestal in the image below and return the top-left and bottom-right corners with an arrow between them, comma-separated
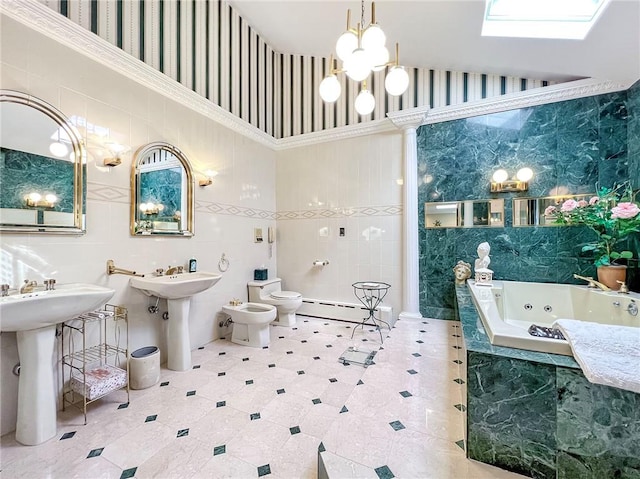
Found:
15,325 -> 57,445
167,298 -> 192,371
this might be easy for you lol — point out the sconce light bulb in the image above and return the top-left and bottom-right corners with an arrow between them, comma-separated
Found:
28,192 -> 42,202
45,194 -> 57,203
516,167 -> 533,182
205,169 -> 218,178
492,169 -> 509,183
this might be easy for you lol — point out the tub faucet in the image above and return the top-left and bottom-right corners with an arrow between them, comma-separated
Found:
573,274 -> 611,292
20,280 -> 38,294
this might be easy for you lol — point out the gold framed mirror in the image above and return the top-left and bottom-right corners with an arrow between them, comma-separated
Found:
131,142 -> 194,236
0,90 -> 86,234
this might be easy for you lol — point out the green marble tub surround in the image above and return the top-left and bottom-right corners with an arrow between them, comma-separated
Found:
456,284 -> 640,478
419,81 -> 639,320
467,351 -> 557,479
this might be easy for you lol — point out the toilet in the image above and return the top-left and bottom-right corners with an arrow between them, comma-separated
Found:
222,302 -> 277,348
247,278 -> 302,327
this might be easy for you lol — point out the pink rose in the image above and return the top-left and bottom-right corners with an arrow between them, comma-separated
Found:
611,202 -> 640,219
544,205 -> 557,216
561,199 -> 578,212
577,200 -> 588,207
589,196 -> 599,205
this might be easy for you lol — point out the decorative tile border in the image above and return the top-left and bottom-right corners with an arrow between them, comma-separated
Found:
277,205 -> 402,220
195,201 -> 276,220
86,183 -> 400,220
86,182 -> 130,204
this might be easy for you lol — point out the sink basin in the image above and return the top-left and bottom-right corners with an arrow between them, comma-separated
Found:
0,283 -> 114,446
0,283 -> 115,332
130,272 -> 222,299
129,272 -> 222,371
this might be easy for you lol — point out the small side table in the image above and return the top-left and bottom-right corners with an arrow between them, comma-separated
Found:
351,282 -> 391,343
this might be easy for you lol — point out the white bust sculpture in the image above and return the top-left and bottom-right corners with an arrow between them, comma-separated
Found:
474,242 -> 494,286
474,242 -> 491,271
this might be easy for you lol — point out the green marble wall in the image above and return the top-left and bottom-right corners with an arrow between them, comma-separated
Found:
139,168 -> 182,219
418,82 -> 640,320
0,147 -> 75,212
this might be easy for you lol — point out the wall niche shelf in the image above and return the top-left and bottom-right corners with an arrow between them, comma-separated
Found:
61,304 -> 129,424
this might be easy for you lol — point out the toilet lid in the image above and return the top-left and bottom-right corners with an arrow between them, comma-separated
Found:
270,291 -> 301,299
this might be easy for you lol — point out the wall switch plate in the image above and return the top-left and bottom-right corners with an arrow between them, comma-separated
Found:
254,228 -> 263,242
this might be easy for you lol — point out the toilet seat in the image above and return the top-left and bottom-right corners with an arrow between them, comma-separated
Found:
270,291 -> 301,300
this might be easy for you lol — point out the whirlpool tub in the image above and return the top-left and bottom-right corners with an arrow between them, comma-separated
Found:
467,279 -> 639,356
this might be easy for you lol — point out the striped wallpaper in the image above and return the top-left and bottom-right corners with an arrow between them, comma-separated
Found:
42,0 -> 553,139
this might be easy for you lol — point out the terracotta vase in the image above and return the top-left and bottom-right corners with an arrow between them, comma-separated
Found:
597,265 -> 627,290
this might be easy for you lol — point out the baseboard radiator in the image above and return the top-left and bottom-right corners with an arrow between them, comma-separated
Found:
297,298 -> 396,328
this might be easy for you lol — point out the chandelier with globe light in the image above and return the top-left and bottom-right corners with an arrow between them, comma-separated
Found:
319,1 -> 410,116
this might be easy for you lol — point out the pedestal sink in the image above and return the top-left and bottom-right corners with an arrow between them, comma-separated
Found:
0,284 -> 115,445
129,272 -> 221,371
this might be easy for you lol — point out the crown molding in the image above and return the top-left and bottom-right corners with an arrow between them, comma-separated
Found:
2,1 -> 634,152
0,0 -> 277,150
387,106 -> 431,130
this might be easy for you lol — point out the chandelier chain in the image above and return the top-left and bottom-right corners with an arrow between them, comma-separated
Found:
361,0 -> 366,29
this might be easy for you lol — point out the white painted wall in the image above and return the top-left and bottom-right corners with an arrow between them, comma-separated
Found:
275,132 -> 403,314
0,16 -> 276,435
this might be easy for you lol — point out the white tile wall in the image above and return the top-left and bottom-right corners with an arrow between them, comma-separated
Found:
275,133 -> 404,312
0,16 -> 276,435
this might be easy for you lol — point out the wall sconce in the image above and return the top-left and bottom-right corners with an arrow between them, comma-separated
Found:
139,202 -> 164,215
103,142 -> 129,167
25,192 -> 58,208
490,168 -> 533,192
199,169 -> 218,187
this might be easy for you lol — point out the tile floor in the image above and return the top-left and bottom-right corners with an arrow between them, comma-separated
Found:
0,316 -> 527,478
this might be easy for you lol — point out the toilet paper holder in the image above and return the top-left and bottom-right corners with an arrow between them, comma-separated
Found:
313,260 -> 330,266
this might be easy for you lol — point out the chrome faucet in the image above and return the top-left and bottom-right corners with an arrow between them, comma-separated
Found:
20,280 -> 38,294
573,274 -> 611,292
1,284 -> 9,297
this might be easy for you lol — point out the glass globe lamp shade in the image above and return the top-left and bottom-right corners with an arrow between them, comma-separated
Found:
345,48 -> 372,82
355,89 -> 375,115
336,31 -> 358,62
319,75 -> 342,102
516,167 -> 534,182
368,46 -> 389,72
384,66 -> 409,96
361,24 -> 386,50
492,169 -> 509,183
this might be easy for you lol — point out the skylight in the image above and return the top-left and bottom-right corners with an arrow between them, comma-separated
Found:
481,0 -> 611,40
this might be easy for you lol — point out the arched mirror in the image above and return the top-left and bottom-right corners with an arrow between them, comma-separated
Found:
131,142 -> 194,236
0,90 -> 86,234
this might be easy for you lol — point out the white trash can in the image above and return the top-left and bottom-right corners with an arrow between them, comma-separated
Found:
129,346 -> 160,390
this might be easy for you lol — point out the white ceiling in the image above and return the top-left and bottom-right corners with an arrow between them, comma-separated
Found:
228,0 -> 640,84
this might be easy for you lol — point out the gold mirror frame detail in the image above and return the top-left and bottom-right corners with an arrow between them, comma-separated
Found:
130,142 -> 195,236
0,90 -> 86,234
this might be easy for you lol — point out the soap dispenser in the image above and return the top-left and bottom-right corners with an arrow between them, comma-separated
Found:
188,257 -> 197,273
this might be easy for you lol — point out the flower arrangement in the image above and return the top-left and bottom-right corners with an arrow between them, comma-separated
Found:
544,182 -> 640,267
